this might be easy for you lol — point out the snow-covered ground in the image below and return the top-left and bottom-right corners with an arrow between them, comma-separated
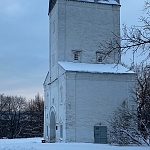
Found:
0,138 -> 149,150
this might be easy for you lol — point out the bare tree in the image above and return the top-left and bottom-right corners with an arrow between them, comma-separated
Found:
109,64 -> 150,146
0,93 -> 44,138
0,94 -> 8,112
136,65 -> 150,140
24,93 -> 44,138
109,101 -> 150,146
102,2 -> 150,145
100,1 -> 150,67
0,95 -> 27,138
0,94 -> 9,138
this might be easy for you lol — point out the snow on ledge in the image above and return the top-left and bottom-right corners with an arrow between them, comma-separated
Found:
76,0 -> 119,5
58,61 -> 135,74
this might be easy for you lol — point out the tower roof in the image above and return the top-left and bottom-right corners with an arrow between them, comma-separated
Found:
48,0 -> 120,15
77,0 -> 119,5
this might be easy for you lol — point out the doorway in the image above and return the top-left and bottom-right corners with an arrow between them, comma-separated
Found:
50,111 -> 56,143
94,125 -> 107,144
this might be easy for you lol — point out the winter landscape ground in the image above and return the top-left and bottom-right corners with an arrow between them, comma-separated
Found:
0,138 -> 149,150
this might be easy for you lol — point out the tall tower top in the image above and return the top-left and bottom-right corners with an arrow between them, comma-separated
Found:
77,0 -> 119,4
48,0 -> 120,15
48,0 -> 121,68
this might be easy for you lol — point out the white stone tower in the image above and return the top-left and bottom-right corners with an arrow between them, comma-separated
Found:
48,0 -> 120,82
44,0 -> 136,144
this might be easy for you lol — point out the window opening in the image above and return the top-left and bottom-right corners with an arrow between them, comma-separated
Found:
52,54 -> 55,66
98,55 -> 103,62
96,52 -> 104,63
60,87 -> 63,104
47,126 -> 48,136
72,50 -> 81,62
53,20 -> 55,33
60,125 -> 63,138
74,52 -> 79,60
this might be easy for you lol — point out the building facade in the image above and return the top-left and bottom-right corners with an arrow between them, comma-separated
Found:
44,0 -> 136,143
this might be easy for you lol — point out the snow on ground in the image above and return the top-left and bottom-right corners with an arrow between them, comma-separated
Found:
0,138 -> 149,150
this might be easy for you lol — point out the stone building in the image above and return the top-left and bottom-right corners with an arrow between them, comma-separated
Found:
44,0 -> 136,143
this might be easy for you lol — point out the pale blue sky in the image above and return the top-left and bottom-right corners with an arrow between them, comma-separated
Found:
0,0 -> 145,99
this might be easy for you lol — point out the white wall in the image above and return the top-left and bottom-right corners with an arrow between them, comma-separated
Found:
49,0 -> 121,82
43,72 -> 51,141
45,0 -> 135,143
65,71 -> 136,142
49,0 -> 59,82
57,0 -> 120,64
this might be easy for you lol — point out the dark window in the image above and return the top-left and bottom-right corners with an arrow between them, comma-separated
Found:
60,125 -> 63,138
73,51 -> 81,62
56,126 -> 58,130
47,126 -> 48,136
74,52 -> 79,60
97,55 -> 103,62
96,52 -> 104,63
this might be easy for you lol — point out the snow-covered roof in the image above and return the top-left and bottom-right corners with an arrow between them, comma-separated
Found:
77,0 -> 119,5
58,62 -> 135,74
